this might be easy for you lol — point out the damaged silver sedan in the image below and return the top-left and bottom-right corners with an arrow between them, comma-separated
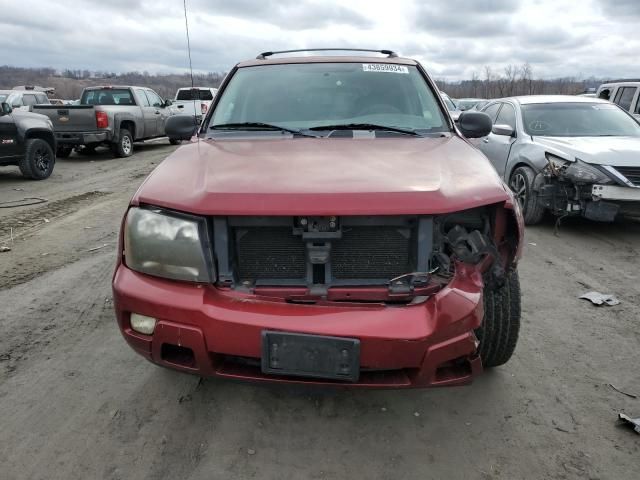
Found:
474,95 -> 640,224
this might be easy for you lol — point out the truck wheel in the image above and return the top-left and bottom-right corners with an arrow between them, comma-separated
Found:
56,146 -> 73,158
509,166 -> 545,225
476,269 -> 521,367
19,138 -> 55,180
112,129 -> 133,158
169,138 -> 181,146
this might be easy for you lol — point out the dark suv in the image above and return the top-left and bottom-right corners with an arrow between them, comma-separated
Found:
0,102 -> 56,179
113,49 -> 524,388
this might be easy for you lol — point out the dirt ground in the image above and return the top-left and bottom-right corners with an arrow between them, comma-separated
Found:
0,141 -> 638,480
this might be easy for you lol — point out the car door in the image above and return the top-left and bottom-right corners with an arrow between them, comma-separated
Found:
134,89 -> 156,138
480,102 -> 518,178
145,89 -> 168,136
613,86 -> 637,114
0,111 -> 21,160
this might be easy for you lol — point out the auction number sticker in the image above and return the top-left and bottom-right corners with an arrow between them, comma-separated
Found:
362,64 -> 409,74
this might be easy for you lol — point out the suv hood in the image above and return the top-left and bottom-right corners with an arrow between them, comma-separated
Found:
534,136 -> 640,167
135,136 -> 510,215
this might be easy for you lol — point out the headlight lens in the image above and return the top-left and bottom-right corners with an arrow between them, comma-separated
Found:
124,207 -> 211,282
564,159 -> 613,184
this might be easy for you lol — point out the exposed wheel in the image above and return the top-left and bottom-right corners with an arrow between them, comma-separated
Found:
19,138 -> 55,180
509,166 -> 545,225
112,129 -> 133,158
476,269 -> 521,367
56,146 -> 72,158
169,138 -> 181,146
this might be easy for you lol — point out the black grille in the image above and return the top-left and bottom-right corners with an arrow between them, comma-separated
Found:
235,227 -> 306,281
615,166 -> 640,186
332,227 -> 411,279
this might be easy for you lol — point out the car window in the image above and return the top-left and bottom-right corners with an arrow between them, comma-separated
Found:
177,89 -> 214,101
482,103 -> 501,122
22,94 -> 38,106
495,103 -> 516,129
210,63 -> 448,133
613,87 -> 637,111
135,89 -> 150,107
636,96 -> 640,115
146,90 -> 163,108
35,94 -> 48,104
81,89 -> 135,105
0,94 -> 7,103
522,102 -> 640,137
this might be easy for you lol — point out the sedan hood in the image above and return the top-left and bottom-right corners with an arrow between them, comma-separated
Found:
534,136 -> 640,167
135,136 -> 510,215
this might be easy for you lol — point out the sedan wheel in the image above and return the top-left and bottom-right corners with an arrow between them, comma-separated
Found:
508,166 -> 545,225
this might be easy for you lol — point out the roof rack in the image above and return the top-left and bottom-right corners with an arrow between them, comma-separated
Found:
256,48 -> 398,60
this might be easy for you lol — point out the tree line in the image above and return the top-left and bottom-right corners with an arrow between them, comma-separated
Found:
0,66 -> 225,99
434,63 -> 610,99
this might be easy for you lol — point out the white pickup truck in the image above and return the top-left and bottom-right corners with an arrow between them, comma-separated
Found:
171,87 -> 218,123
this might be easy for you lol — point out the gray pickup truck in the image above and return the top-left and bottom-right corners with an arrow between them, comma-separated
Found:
32,86 -> 178,158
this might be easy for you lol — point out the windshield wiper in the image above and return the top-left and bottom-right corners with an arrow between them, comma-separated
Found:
210,122 -> 318,137
308,123 -> 422,136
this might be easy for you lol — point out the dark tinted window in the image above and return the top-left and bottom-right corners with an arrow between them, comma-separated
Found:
81,89 -> 135,105
495,103 -> 516,129
614,87 -> 637,111
522,103 -> 640,137
211,63 -> 448,132
482,103 -> 501,122
176,89 -> 214,101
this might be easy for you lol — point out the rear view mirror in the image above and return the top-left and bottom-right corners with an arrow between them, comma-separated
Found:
492,124 -> 515,137
165,114 -> 199,140
457,111 -> 492,138
0,102 -> 12,115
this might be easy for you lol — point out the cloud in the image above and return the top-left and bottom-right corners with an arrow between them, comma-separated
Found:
0,0 -> 638,82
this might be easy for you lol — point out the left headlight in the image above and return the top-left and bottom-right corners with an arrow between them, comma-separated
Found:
124,207 -> 211,282
564,159 -> 613,184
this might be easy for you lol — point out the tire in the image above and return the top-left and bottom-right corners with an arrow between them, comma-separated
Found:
169,138 -> 181,146
112,129 -> 133,158
19,138 -> 55,180
476,269 -> 521,368
56,146 -> 72,158
509,166 -> 545,225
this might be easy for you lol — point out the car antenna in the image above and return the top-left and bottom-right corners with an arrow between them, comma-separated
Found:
182,0 -> 199,137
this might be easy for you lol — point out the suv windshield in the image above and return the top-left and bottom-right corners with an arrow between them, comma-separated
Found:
210,63 -> 448,133
522,103 -> 640,137
81,89 -> 135,106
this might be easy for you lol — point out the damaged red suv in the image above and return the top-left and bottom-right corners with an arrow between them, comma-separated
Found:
113,49 -> 524,388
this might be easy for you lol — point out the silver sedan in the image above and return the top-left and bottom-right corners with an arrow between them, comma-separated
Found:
471,95 -> 640,224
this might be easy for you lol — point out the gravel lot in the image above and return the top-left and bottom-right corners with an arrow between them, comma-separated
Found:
1,142 -> 638,479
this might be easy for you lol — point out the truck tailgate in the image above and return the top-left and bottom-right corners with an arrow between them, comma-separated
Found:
31,105 -> 98,132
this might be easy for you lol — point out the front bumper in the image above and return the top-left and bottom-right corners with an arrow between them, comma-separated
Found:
55,131 -> 110,145
112,264 -> 485,388
592,184 -> 640,202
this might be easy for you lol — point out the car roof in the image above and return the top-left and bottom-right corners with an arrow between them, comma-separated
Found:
237,55 -> 417,68
499,95 -> 611,105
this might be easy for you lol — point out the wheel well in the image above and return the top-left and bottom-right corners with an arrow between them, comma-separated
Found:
26,130 -> 55,152
119,120 -> 135,139
507,162 -> 534,181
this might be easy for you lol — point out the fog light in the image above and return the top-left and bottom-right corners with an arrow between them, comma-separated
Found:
130,313 -> 157,335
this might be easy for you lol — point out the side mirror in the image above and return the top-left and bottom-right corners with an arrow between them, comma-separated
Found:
492,124 -> 515,137
164,99 -> 173,107
165,114 -> 199,140
0,102 -> 12,115
457,111 -> 492,138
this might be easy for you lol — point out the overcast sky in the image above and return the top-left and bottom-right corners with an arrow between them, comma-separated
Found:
1,0 -> 638,80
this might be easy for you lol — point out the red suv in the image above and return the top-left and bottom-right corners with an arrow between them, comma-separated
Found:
113,49 -> 524,388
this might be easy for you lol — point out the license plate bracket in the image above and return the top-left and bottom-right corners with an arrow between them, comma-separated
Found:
261,331 -> 360,382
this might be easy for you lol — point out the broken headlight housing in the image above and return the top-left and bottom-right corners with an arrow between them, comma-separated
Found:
563,159 -> 613,184
124,207 -> 212,282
